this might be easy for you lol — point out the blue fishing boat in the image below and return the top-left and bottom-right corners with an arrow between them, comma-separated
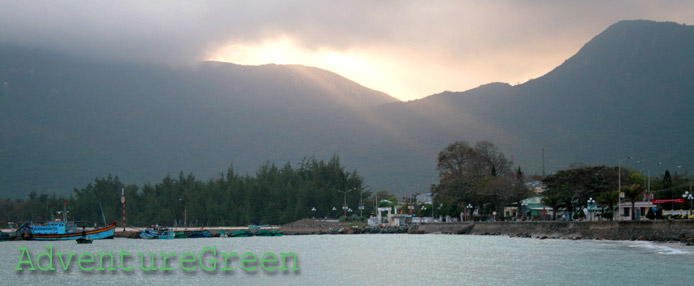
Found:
139,229 -> 159,239
140,228 -> 175,239
158,229 -> 175,239
21,221 -> 116,241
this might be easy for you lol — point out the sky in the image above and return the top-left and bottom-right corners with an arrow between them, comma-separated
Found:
2,1 -> 694,101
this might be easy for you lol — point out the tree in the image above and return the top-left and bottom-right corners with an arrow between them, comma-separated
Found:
662,170 -> 672,189
543,165 -> 622,220
434,140 -> 515,217
596,190 -> 618,220
511,166 -> 532,219
646,207 -> 655,220
622,184 -> 644,220
541,195 -> 563,220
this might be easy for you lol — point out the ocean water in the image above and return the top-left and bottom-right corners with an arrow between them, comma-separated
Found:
2,234 -> 692,285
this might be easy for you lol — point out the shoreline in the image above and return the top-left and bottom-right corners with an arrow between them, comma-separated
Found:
279,219 -> 694,245
5,220 -> 693,245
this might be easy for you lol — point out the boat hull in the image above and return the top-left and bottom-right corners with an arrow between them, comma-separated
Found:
25,222 -> 116,241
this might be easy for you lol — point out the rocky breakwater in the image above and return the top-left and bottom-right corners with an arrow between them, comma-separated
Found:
280,219 -> 414,235
417,220 -> 694,244
280,219 -> 353,235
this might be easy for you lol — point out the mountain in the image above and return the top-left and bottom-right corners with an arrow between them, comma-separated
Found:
2,20 -> 693,198
398,20 -> 694,175
0,45 -> 400,197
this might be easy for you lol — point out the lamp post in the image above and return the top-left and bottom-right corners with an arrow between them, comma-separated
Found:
311,207 -> 316,219
358,187 -> 365,217
587,197 -> 596,221
332,207 -> 337,218
337,189 -> 353,217
617,156 -> 632,220
683,191 -> 693,216
521,201 -> 528,220
466,204 -> 473,222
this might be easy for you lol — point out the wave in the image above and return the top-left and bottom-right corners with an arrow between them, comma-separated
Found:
627,241 -> 692,255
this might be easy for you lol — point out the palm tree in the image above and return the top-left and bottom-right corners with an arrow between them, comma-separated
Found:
596,190 -> 618,221
622,184 -> 645,220
541,195 -> 563,220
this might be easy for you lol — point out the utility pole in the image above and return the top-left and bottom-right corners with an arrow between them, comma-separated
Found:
542,147 -> 545,177
121,188 -> 126,231
358,187 -> 364,217
617,156 -> 632,220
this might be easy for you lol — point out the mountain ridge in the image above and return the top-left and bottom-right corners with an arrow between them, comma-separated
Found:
2,20 -> 693,198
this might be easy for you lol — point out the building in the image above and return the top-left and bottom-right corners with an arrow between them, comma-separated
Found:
415,192 -> 433,205
504,196 -> 554,220
618,201 -> 656,220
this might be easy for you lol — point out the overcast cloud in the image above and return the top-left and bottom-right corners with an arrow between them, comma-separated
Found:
2,1 -> 693,100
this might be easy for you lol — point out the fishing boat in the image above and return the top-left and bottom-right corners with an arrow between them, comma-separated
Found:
158,229 -> 175,239
140,228 -> 176,239
139,229 -> 159,239
230,230 -> 253,237
186,230 -> 212,238
76,237 -> 93,244
255,229 -> 273,236
174,231 -> 187,239
21,221 -> 116,241
0,231 -> 15,241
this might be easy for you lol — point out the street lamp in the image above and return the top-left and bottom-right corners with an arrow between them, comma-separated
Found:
337,189 -> 353,217
587,197 -> 596,221
521,201 -> 528,220
311,207 -> 316,219
466,204 -> 473,222
618,156 -> 633,220
683,191 -> 693,216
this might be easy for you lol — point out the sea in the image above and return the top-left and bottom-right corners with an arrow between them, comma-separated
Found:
2,234 -> 692,285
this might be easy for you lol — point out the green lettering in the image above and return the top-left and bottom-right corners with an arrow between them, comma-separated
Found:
97,252 -> 115,271
180,252 -> 197,272
221,252 -> 238,271
37,245 -> 55,271
56,252 -> 75,271
78,252 -> 94,271
159,252 -> 177,271
261,252 -> 278,271
138,252 -> 157,271
280,252 -> 299,271
15,247 -> 35,271
199,247 -> 217,271
241,252 -> 257,271
119,248 -> 134,271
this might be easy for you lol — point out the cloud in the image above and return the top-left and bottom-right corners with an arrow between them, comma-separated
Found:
2,1 -> 693,100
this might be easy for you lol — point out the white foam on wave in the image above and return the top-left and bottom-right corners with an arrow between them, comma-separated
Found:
627,241 -> 692,255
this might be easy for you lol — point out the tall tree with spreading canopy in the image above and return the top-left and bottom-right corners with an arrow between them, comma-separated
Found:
434,140 -> 517,218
